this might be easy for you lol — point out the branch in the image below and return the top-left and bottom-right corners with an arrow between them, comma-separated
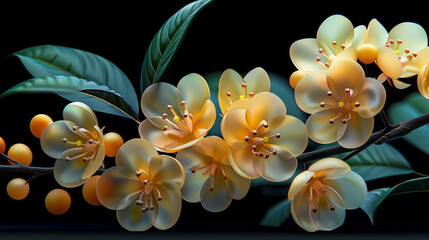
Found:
297,113 -> 429,164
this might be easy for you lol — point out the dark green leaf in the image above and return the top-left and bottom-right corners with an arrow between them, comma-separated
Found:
140,0 -> 213,92
260,198 -> 291,227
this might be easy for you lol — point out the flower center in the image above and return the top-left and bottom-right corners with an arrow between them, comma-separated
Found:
135,169 -> 163,213
162,101 -> 194,141
190,163 -> 227,192
225,81 -> 255,106
320,88 -> 360,124
62,125 -> 103,162
308,179 -> 336,213
385,39 -> 418,65
315,41 -> 347,68
242,120 -> 280,159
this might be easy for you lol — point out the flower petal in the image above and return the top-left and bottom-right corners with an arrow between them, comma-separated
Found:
290,38 -> 333,73
200,173 -> 232,212
116,193 -> 157,232
62,102 -> 98,136
181,170 -> 210,203
221,108 -> 250,149
224,165 -> 250,200
387,22 -> 427,55
377,47 -> 402,80
291,190 -> 320,232
309,158 -> 351,179
177,73 -> 210,115
405,47 -> 429,75
138,119 -> 177,153
193,100 -> 216,137
141,82 -> 184,119
96,166 -> 142,210
353,77 -> 386,118
149,155 -> 185,190
288,170 -> 315,200
54,148 -> 91,188
81,125 -> 105,179
317,15 -> 354,53
305,109 -> 347,144
418,64 -> 429,99
218,69 -> 244,115
41,120 -> 84,158
352,25 -> 366,49
243,67 -> 270,94
366,18 -> 388,49
327,59 -> 365,98
259,146 -> 297,182
338,113 -> 374,149
153,187 -> 182,230
245,92 -> 286,131
116,138 -> 158,171
230,146 -> 264,179
315,197 -> 346,231
322,171 -> 367,209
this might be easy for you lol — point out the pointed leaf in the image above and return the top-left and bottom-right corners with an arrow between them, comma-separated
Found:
140,0 -> 213,92
260,198 -> 291,227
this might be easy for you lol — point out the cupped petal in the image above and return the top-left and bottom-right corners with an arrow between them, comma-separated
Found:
291,190 -> 319,232
243,67 -> 270,94
63,102 -> 98,136
263,115 -> 308,156
317,15 -> 354,53
41,120 -> 84,158
309,158 -> 351,179
259,146 -> 297,182
149,155 -> 185,190
153,187 -> 182,230
327,59 -> 365,97
404,47 -> 429,75
141,82 -> 184,120
377,47 -> 402,80
138,119 -> 177,153
290,38 -> 333,73
315,197 -> 346,231
418,64 -> 429,99
224,165 -> 250,200
230,146 -> 264,179
221,108 -> 250,149
218,69 -> 244,114
338,113 -> 374,149
305,109 -> 347,144
96,166 -> 143,210
177,73 -> 210,115
388,22 -> 428,55
116,192 -> 157,232
82,125 -> 105,179
334,48 -> 357,62
323,171 -> 367,209
352,25 -> 366,49
200,172 -> 232,212
245,92 -> 286,131
288,170 -> 315,200
181,170 -> 210,203
366,18 -> 388,49
193,100 -> 216,137
353,77 -> 386,118
116,138 -> 158,171
295,72 -> 336,114
54,148 -> 91,188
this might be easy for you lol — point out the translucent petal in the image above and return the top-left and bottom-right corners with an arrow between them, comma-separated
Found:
176,142 -> 214,171
181,170 -> 210,203
153,188 -> 182,230
291,190 -> 319,232
327,59 -> 365,98
263,115 -> 308,156
290,38 -> 333,73
243,67 -> 270,94
353,77 -> 386,118
54,148 -> 91,188
351,25 -> 366,49
225,98 -> 250,114
116,193 -> 156,232
63,102 -> 98,136
295,72 -> 335,114
162,134 -> 206,152
116,138 -> 158,171
388,22 -> 428,55
41,120 -> 84,158
81,125 -> 105,179
309,158 -> 351,179
245,92 -> 286,131
224,165 -> 250,200
177,73 -> 210,115
317,15 -> 354,53
334,48 -> 357,61
200,172 -> 232,212
193,100 -> 216,137
96,166 -> 142,210
218,69 -> 244,114
230,146 -> 263,179
221,108 -> 250,148
141,82 -> 184,120
338,113 -> 374,149
305,109 -> 346,144
138,120 -> 177,153
405,47 -> 429,74
149,155 -> 185,190
418,64 -> 429,99
259,146 -> 297,182
367,18 -> 388,49
288,170 -> 314,200
315,197 -> 346,231
377,47 -> 402,80
323,171 -> 367,209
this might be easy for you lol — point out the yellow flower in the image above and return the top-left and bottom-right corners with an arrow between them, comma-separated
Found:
288,158 -> 367,232
290,15 -> 357,75
417,64 -> 429,99
218,67 -> 270,115
139,73 -> 216,153
377,22 -> 429,89
221,92 -> 308,182
295,59 -> 386,149
352,19 -> 388,64
96,138 -> 185,231
41,102 -> 105,188
176,136 -> 250,212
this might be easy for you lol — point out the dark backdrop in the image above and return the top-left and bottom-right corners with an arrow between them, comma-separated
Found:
0,0 -> 428,237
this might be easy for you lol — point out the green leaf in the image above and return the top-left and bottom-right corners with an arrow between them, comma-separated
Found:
0,75 -> 139,123
361,177 -> 429,224
346,144 -> 414,181
388,92 -> 429,154
204,71 -> 223,137
260,198 -> 291,227
140,0 -> 213,92
14,45 -> 139,119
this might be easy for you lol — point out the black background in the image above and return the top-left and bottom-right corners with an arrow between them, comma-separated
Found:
0,0 -> 429,237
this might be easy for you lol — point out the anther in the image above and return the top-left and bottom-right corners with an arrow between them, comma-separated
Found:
341,44 -> 346,50
252,130 -> 258,135
191,169 -> 196,173
162,113 -> 168,119
330,206 -> 336,211
316,57 -> 321,62
62,138 -> 68,143
275,133 -> 280,138
73,126 -> 79,131
209,186 -> 214,192
272,150 -> 278,155
249,92 -> 255,97
319,48 -> 324,53
413,52 -> 418,57
136,170 -> 142,177
143,179 -> 148,185
404,48 -> 410,54
327,91 -> 332,96
241,83 -> 247,88
244,136 -> 250,142
397,39 -> 402,44
163,126 -> 168,131
181,101 -> 186,106
226,92 -> 231,97
354,102 -> 360,107
167,105 -> 172,109
82,157 -> 87,162
329,119 -> 334,124
345,88 -> 350,93
320,102 -> 325,107
342,119 -> 347,124
389,39 -> 395,44
65,157 -> 71,161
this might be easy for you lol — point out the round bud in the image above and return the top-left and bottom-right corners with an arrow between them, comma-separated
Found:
82,175 -> 101,206
103,132 -> 124,157
0,137 -> 5,154
30,114 -> 53,138
45,189 -> 71,215
7,143 -> 32,166
357,44 -> 378,64
289,70 -> 307,89
7,178 -> 30,200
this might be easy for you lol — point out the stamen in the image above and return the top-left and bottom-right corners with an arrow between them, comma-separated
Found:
256,120 -> 269,131
153,186 -> 162,201
226,92 -> 233,105
332,41 -> 338,55
342,113 -> 351,124
167,105 -> 179,120
240,83 -> 247,100
329,111 -> 343,124
219,165 -> 227,180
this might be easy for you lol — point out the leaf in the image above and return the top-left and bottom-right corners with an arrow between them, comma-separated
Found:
260,198 -> 291,227
204,71 -> 223,137
346,144 -> 414,181
388,92 -> 429,154
0,75 -> 139,123
361,177 -> 429,224
140,0 -> 213,92
14,45 -> 139,119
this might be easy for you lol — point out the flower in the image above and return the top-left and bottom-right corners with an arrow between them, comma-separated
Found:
288,158 -> 367,232
176,136 -> 250,212
290,15 -> 357,76
96,138 -> 185,231
295,59 -> 386,149
221,92 -> 308,182
417,64 -> 429,98
377,22 -> 429,89
352,18 -> 388,64
218,67 -> 270,115
139,73 -> 216,153
41,102 -> 105,188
